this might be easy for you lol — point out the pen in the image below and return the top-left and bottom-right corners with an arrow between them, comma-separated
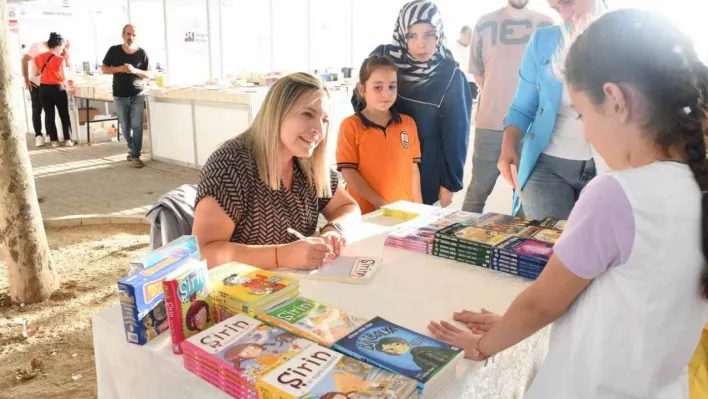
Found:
286,228 -> 334,256
286,228 -> 308,240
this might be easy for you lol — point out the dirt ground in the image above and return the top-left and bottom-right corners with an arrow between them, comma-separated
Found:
0,224 -> 151,399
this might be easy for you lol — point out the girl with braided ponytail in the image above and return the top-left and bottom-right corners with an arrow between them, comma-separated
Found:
428,9 -> 707,398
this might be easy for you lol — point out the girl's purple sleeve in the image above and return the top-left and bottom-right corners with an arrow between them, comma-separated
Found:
553,175 -> 636,280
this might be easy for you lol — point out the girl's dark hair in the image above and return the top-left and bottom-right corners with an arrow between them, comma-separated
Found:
354,55 -> 398,106
47,32 -> 65,49
565,9 -> 708,298
358,54 -> 398,85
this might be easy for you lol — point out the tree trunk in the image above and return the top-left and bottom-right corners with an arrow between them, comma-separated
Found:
0,0 -> 58,304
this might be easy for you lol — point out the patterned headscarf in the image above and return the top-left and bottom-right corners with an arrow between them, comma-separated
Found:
388,0 -> 454,86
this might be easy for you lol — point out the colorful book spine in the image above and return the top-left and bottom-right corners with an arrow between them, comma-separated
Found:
163,278 -> 184,354
162,261 -> 211,354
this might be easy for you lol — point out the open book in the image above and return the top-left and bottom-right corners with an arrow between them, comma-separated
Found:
286,256 -> 381,284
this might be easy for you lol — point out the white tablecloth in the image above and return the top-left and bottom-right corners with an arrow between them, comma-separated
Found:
93,213 -> 550,399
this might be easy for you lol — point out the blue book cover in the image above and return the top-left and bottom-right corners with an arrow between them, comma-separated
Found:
333,317 -> 462,387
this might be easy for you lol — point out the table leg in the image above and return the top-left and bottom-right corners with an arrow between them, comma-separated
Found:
85,99 -> 90,144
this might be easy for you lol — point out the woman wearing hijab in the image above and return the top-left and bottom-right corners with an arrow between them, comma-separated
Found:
353,0 -> 473,207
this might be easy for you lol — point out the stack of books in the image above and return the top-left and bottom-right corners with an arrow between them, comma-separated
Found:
492,237 -> 554,279
517,226 -> 562,245
208,263 -> 299,320
539,217 -> 567,231
334,316 -> 463,399
181,314 -> 314,398
182,314 -> 419,399
433,224 -> 512,267
384,210 -> 481,254
257,296 -> 369,347
467,213 -> 539,235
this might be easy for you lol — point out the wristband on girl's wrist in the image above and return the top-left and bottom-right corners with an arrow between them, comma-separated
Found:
475,336 -> 495,365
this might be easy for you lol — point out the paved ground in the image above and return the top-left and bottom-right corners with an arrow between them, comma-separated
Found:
27,132 -> 200,219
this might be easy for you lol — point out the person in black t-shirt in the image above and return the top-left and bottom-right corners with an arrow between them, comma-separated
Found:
101,24 -> 150,168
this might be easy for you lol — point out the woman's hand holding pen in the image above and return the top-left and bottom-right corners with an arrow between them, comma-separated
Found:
278,228 -> 334,270
319,229 -> 345,257
277,238 -> 332,270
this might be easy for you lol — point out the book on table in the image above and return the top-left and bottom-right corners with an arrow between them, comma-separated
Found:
207,262 -> 300,318
491,237 -> 554,280
466,212 -> 539,235
257,296 -> 369,347
162,259 -> 213,354
285,256 -> 382,284
182,313 -> 419,399
333,316 -> 463,398
385,210 -> 483,254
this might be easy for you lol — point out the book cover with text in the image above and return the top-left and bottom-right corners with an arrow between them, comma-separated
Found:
517,226 -> 561,245
162,260 -> 212,354
208,263 -> 299,314
287,257 -> 381,284
182,314 -> 316,388
437,224 -> 512,248
333,317 -> 462,386
257,344 -> 418,399
495,237 -> 554,262
468,213 -> 539,235
258,297 -> 368,347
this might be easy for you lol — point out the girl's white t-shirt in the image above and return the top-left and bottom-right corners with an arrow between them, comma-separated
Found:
525,162 -> 706,398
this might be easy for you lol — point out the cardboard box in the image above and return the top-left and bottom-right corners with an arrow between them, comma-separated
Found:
118,256 -> 198,345
78,107 -> 100,125
129,236 -> 200,272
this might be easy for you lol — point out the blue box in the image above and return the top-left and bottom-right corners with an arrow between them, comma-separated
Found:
129,235 -> 200,272
118,254 -> 198,345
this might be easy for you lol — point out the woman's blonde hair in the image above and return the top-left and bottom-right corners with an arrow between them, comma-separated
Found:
242,73 -> 332,197
553,0 -> 608,78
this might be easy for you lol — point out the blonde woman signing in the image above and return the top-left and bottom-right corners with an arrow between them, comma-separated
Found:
192,73 -> 360,270
497,0 -> 608,220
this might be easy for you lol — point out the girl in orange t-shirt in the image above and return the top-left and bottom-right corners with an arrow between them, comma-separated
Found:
34,32 -> 73,148
336,55 -> 423,214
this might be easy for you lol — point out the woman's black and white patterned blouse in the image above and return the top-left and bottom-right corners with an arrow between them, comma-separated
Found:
196,136 -> 338,245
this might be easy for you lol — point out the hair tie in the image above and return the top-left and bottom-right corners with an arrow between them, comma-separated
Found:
684,106 -> 692,115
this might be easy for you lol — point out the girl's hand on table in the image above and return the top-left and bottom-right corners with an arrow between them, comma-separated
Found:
428,320 -> 486,361
453,308 -> 501,334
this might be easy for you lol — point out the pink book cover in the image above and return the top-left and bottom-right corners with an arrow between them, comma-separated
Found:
180,313 -> 316,390
183,348 -> 254,391
184,363 -> 254,398
183,354 -> 257,397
